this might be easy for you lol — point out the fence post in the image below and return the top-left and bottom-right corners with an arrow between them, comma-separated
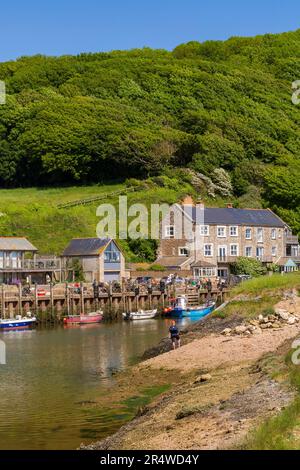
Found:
1,285 -> 5,319
18,283 -> 22,317
80,283 -> 85,315
50,282 -> 54,318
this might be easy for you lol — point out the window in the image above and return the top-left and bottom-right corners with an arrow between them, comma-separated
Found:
218,246 -> 227,259
230,226 -> 238,237
272,247 -> 277,257
230,244 -> 239,256
257,228 -> 264,243
104,251 -> 120,263
271,229 -> 277,240
245,247 -> 252,258
200,225 -> 209,236
204,244 -> 213,257
217,226 -> 226,238
218,268 -> 229,278
292,246 -> 299,257
203,268 -> 215,277
256,247 -> 264,260
165,226 -> 175,239
245,228 -> 252,240
179,247 -> 189,257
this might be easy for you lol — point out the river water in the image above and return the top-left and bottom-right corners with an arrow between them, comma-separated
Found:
0,318 -> 192,450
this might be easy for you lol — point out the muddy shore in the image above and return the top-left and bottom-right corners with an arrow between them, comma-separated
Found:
82,295 -> 300,450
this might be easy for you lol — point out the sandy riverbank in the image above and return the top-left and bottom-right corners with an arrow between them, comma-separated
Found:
83,294 -> 300,450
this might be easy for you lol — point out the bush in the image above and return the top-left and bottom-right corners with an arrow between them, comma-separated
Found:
232,257 -> 267,277
128,238 -> 158,262
148,264 -> 166,272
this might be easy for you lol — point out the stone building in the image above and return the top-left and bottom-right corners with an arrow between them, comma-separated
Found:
156,199 -> 300,279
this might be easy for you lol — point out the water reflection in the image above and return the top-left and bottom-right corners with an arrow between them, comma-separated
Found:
0,317 -> 192,450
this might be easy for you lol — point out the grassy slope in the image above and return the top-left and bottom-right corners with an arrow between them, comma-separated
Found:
245,348 -> 300,450
215,273 -> 300,319
0,182 -> 192,256
213,273 -> 300,449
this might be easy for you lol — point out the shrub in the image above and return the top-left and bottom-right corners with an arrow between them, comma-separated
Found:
232,257 -> 267,277
148,264 -> 166,272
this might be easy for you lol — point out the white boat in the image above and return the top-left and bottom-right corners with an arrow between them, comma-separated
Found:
0,314 -> 37,330
122,309 -> 158,321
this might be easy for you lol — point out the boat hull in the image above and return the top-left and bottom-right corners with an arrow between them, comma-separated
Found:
64,314 -> 103,325
122,310 -> 157,321
167,305 -> 215,319
0,318 -> 37,330
182,306 -> 214,318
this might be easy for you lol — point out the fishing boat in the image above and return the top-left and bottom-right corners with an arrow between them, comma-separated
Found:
63,311 -> 103,325
122,309 -> 157,321
0,314 -> 37,330
165,296 -> 215,319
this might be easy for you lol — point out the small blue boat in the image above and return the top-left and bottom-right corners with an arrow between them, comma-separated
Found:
0,315 -> 37,330
166,296 -> 215,319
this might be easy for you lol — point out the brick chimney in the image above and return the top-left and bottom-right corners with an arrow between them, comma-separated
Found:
227,203 -> 233,209
182,195 -> 195,206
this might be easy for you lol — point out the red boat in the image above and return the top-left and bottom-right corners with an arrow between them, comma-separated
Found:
63,311 -> 103,325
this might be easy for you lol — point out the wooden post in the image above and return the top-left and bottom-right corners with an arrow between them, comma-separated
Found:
1,284 -> 5,319
122,279 -> 126,314
66,283 -> 70,317
80,283 -> 85,315
108,282 -> 112,313
18,284 -> 22,317
50,282 -> 54,318
34,283 -> 38,318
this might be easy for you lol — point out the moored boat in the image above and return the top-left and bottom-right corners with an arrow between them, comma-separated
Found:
122,309 -> 157,321
63,311 -> 103,325
0,314 -> 37,330
165,296 -> 215,319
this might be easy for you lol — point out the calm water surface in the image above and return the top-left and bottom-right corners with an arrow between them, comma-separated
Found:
0,318 -> 192,450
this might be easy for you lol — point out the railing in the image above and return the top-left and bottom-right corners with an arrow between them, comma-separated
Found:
218,256 -> 274,264
217,256 -> 238,263
0,258 -> 61,271
285,235 -> 299,245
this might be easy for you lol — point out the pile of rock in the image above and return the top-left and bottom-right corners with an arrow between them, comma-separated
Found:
221,309 -> 299,337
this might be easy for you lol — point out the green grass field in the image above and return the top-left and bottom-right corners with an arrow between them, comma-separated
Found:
0,181 -> 192,256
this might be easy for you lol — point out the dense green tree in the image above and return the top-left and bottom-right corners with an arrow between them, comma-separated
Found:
0,30 -> 300,232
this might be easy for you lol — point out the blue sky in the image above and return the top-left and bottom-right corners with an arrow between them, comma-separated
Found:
0,0 -> 299,61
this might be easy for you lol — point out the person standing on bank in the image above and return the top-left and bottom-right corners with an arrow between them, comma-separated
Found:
169,321 -> 181,350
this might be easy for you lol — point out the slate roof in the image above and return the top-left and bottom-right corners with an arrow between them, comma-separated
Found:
0,237 -> 37,251
182,207 -> 286,228
190,260 -> 217,268
63,238 -> 112,256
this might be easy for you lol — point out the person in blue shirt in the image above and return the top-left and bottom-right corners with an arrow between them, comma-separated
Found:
169,321 -> 181,350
